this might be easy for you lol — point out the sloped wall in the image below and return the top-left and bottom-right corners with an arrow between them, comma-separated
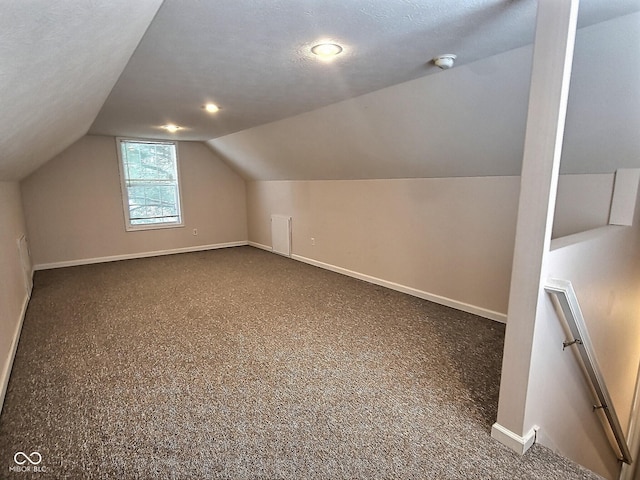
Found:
208,43 -> 532,181
21,135 -> 248,268
0,1 -> 164,181
209,12 -> 640,183
560,11 -> 640,176
0,182 -> 30,412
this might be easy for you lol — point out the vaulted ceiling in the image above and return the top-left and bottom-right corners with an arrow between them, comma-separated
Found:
89,0 -> 540,141
89,0 -> 639,142
1,0 -> 639,181
0,0 -> 163,180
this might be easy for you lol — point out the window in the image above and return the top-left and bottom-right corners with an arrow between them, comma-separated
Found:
117,138 -> 184,231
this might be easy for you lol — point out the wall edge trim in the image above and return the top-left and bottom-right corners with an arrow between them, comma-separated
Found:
33,241 -> 249,270
0,291 -> 31,415
491,422 -> 538,455
248,241 -> 272,252
247,244 -> 506,322
289,253 -> 506,323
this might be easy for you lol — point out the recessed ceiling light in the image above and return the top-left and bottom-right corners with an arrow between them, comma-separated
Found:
162,124 -> 181,133
204,103 -> 220,113
311,43 -> 343,58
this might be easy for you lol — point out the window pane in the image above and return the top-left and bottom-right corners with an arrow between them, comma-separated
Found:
119,140 -> 182,229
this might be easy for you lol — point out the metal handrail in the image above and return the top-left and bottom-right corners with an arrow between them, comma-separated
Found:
545,278 -> 632,465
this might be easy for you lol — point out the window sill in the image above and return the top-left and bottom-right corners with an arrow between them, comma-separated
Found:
124,222 -> 185,232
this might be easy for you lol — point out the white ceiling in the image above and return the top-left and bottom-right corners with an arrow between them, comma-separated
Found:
2,0 -> 639,181
88,0 -> 640,142
207,10 -> 640,180
0,0 -> 163,181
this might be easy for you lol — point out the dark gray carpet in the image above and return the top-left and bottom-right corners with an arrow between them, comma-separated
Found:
0,246 -> 601,479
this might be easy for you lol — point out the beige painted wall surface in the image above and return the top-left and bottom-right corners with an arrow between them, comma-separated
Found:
525,191 -> 640,479
0,181 -> 30,408
21,135 -> 247,267
248,177 -> 520,317
553,173 -> 614,238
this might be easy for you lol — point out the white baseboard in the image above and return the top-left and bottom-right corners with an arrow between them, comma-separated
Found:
290,253 -> 507,323
246,243 -> 506,323
248,241 -> 272,252
0,290 -> 31,414
491,422 -> 538,455
33,241 -> 249,271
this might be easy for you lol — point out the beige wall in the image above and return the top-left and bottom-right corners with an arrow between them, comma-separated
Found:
21,135 -> 248,267
248,174 -> 616,319
0,181 -> 30,410
524,188 -> 640,479
248,177 -> 520,318
553,173 -> 614,238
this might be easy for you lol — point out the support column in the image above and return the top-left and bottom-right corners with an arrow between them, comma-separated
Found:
491,0 -> 579,454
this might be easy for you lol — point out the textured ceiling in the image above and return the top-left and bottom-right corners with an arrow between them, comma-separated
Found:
0,0 -> 163,181
207,10 -> 640,181
3,0 -> 639,181
89,0 -> 640,142
90,0 -> 536,141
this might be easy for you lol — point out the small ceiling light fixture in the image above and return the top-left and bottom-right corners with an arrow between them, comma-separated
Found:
433,54 -> 457,70
162,124 -> 181,133
204,103 -> 220,113
311,42 -> 343,58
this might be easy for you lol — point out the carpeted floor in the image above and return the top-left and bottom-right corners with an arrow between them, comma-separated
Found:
0,246 -> 601,479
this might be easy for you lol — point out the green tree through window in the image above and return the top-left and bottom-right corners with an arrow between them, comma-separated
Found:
117,139 -> 183,230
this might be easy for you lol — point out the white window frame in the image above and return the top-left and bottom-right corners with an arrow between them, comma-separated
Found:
116,137 -> 185,232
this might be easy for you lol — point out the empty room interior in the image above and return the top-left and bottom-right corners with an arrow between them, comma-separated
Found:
1,0 -> 640,478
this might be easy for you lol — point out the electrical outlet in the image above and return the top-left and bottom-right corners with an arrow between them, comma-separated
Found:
193,228 -> 198,236
311,237 -> 315,246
